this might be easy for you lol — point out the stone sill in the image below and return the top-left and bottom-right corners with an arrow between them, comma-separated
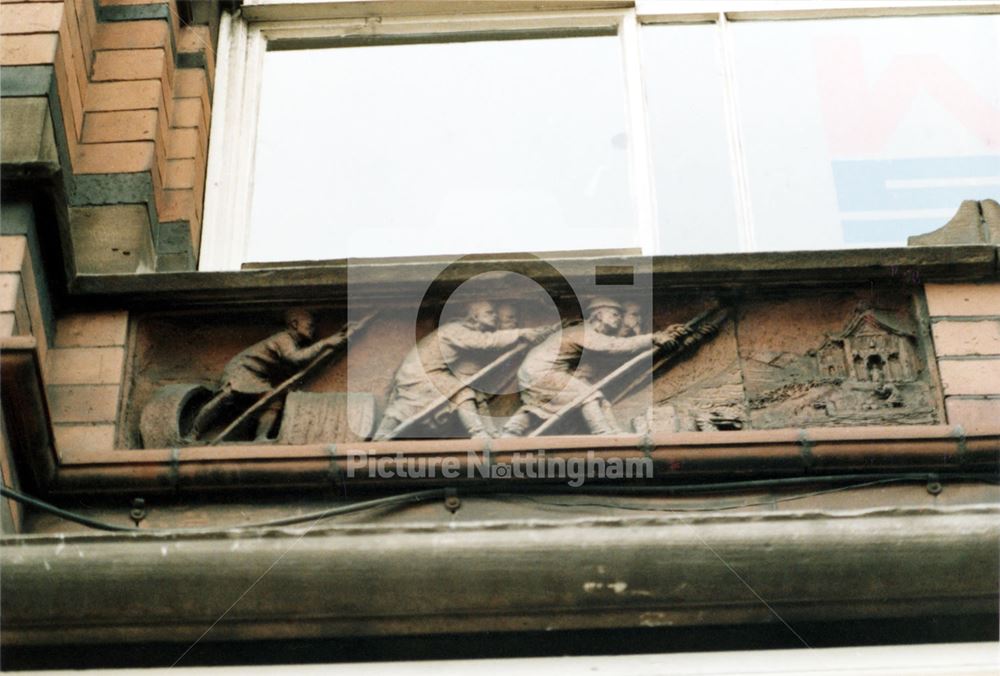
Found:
68,245 -> 1000,308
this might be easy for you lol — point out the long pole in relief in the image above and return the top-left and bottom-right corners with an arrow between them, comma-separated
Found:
527,306 -> 724,438
380,342 -> 530,441
210,313 -> 375,445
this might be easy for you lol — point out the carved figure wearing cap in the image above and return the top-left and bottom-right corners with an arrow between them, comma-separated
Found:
502,297 -> 689,436
188,309 -> 352,442
373,301 -> 552,440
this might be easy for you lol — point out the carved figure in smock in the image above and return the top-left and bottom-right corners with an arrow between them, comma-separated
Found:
502,297 -> 689,436
373,301 -> 550,439
189,309 -> 351,441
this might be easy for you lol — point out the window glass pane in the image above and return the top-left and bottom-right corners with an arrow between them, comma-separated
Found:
732,14 -> 1000,250
248,36 -> 635,262
641,23 -> 741,254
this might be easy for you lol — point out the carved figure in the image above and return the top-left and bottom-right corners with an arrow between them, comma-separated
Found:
619,300 -> 643,337
497,303 -> 520,331
373,301 -> 552,440
188,309 -> 353,442
502,297 -> 690,436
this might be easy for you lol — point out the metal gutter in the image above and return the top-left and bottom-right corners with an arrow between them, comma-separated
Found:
2,504 -> 997,645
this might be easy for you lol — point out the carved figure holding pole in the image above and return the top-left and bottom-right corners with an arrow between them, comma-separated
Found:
501,297 -> 693,437
373,301 -> 553,440
188,309 -> 363,443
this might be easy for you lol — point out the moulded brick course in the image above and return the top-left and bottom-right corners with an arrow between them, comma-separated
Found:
55,42 -> 85,140
74,0 -> 99,69
0,2 -> 63,34
173,68 -> 206,98
53,424 -> 117,453
55,310 -> 128,347
46,346 -> 125,385
939,359 -> 1000,396
94,20 -> 169,50
945,398 -> 1000,429
52,48 -> 82,163
165,158 -> 195,189
158,188 -> 194,222
172,97 -> 203,128
0,33 -> 58,65
58,0 -> 89,113
933,320 -> 1000,357
85,80 -> 162,112
75,141 -> 155,173
925,283 -> 1000,317
82,109 -> 159,143
166,127 -> 198,159
92,48 -> 165,81
47,384 -> 120,423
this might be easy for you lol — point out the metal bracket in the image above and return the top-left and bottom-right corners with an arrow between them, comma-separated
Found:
444,487 -> 461,513
926,473 -> 943,496
129,498 -> 147,526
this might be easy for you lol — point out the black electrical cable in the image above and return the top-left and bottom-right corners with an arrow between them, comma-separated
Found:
2,472 -> 996,534
0,485 -> 446,533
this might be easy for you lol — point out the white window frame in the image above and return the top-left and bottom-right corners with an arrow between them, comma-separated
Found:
200,0 -> 1000,271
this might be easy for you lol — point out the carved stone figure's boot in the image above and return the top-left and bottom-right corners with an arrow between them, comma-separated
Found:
254,409 -> 280,442
476,399 -> 498,437
501,410 -> 534,437
186,390 -> 228,443
600,399 -> 624,434
457,401 -> 492,439
372,416 -> 402,441
581,399 -> 618,435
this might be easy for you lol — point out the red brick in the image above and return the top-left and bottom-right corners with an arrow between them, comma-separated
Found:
52,424 -> 117,453
14,235 -> 49,361
165,158 -> 195,189
945,398 -> 1000,429
0,33 -> 58,65
925,283 -> 1000,317
172,97 -> 203,128
47,384 -> 120,423
173,68 -> 205,98
55,311 -> 128,347
166,127 -> 198,159
82,109 -> 159,143
158,188 -> 194,222
0,236 -> 27,273
55,42 -> 85,139
178,24 -> 214,89
92,48 -> 165,81
933,320 -> 1000,357
0,2 -> 62,34
0,273 -> 20,312
94,19 -> 169,50
75,0 -> 97,71
75,141 -> 155,174
938,359 -> 1000,396
85,80 -> 162,112
46,346 -> 125,385
53,50 -> 82,160
59,0 -> 90,102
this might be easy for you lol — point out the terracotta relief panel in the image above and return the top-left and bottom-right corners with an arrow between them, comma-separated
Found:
120,281 -> 941,449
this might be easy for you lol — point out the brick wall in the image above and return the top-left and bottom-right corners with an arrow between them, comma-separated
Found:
926,282 -> 1000,429
0,0 -> 216,272
46,310 -> 128,453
